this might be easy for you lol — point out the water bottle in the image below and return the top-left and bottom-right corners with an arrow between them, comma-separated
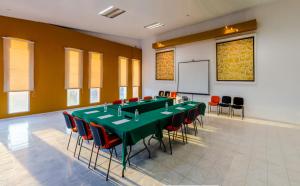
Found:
104,102 -> 107,112
118,106 -> 122,117
121,99 -> 124,106
165,102 -> 169,111
134,109 -> 139,121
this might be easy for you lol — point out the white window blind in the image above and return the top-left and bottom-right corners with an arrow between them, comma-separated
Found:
65,48 -> 83,89
3,37 -> 34,92
118,56 -> 128,87
89,52 -> 103,88
132,59 -> 140,87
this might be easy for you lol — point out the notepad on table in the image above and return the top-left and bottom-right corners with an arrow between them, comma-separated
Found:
188,104 -> 196,106
161,111 -> 173,115
112,119 -> 130,125
98,114 -> 113,119
176,107 -> 186,110
84,110 -> 99,114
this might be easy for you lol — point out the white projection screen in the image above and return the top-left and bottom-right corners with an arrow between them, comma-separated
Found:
177,60 -> 210,95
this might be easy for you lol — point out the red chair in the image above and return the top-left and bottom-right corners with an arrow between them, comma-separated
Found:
208,96 -> 220,113
183,108 -> 198,139
128,97 -> 138,102
164,112 -> 185,154
113,99 -> 122,105
89,122 -> 122,181
170,92 -> 177,99
62,111 -> 78,150
73,117 -> 93,159
143,96 -> 152,100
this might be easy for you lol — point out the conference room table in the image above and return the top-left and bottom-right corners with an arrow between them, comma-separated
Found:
72,97 -> 206,177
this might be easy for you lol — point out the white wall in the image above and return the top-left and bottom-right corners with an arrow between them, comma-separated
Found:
142,0 -> 300,124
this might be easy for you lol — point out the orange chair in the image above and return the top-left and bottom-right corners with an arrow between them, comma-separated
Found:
143,96 -> 152,100
170,92 -> 177,99
113,99 -> 122,105
208,96 -> 220,113
128,97 -> 138,102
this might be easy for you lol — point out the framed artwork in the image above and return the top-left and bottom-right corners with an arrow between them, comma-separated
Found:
156,50 -> 175,80
216,36 -> 255,81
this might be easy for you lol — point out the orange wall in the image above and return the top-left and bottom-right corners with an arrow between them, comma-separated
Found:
0,16 -> 142,119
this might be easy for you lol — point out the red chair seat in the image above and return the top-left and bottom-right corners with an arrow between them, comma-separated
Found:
165,125 -> 181,131
101,134 -> 122,149
183,118 -> 193,125
71,128 -> 78,132
208,102 -> 218,106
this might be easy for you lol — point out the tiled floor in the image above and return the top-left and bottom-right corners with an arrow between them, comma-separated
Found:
0,110 -> 300,186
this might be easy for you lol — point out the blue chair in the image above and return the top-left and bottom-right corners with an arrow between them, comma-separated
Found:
62,111 -> 78,150
89,122 -> 122,181
73,117 -> 93,159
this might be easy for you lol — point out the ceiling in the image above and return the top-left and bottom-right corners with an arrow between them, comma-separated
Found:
0,0 -> 277,39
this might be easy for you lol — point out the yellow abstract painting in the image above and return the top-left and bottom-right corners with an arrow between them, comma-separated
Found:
217,37 -> 254,81
156,50 -> 174,80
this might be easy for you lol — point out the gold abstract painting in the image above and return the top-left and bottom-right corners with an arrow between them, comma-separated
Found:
156,50 -> 174,80
217,37 -> 255,81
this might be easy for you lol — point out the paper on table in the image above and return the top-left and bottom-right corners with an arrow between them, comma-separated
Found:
176,107 -> 186,110
188,104 -> 196,106
161,111 -> 173,115
98,114 -> 114,119
84,110 -> 99,114
112,119 -> 130,125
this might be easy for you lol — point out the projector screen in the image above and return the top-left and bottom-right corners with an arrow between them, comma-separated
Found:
177,60 -> 210,95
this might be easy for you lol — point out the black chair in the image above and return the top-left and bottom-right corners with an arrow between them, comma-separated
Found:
218,96 -> 231,116
158,90 -> 165,97
182,96 -> 189,101
231,97 -> 244,119
164,91 -> 170,97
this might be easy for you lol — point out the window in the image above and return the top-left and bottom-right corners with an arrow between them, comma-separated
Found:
132,86 -> 139,98
3,37 -> 34,114
89,52 -> 103,103
90,88 -> 100,103
132,59 -> 141,98
67,89 -> 80,106
119,56 -> 128,99
119,87 -> 127,100
8,91 -> 30,114
65,48 -> 83,106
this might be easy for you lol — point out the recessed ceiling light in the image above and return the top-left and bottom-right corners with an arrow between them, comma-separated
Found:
98,6 -> 114,15
144,22 -> 165,29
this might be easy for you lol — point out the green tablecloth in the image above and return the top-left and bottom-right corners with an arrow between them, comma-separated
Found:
72,101 -> 205,170
108,97 -> 174,113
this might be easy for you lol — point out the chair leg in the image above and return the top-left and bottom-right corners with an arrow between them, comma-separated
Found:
78,138 -> 83,160
74,135 -> 80,157
94,147 -> 100,170
242,108 -> 244,120
167,131 -> 172,155
106,149 -> 113,181
127,145 -> 132,166
147,135 -> 154,145
180,126 -> 185,143
88,143 -> 95,168
183,124 -> 188,143
114,147 -> 118,158
67,131 -> 72,150
201,116 -> 203,127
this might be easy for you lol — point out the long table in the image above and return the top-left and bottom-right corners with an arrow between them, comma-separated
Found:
72,98 -> 206,176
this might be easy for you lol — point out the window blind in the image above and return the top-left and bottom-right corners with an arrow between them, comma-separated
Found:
118,56 -> 128,87
132,59 -> 140,87
65,48 -> 83,89
89,52 -> 103,88
3,37 -> 34,92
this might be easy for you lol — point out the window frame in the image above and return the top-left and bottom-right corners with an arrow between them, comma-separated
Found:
8,91 -> 30,114
119,86 -> 127,100
67,88 -> 80,107
90,87 -> 100,104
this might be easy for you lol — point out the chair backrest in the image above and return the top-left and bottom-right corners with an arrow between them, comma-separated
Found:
158,90 -> 165,96
211,96 -> 220,103
164,91 -> 170,97
182,96 -> 189,101
62,111 -> 76,129
197,103 -> 206,116
171,112 -> 185,128
89,122 -> 108,147
187,108 -> 198,122
233,97 -> 244,106
170,92 -> 177,98
143,96 -> 152,100
222,96 -> 231,104
129,97 -> 138,102
74,117 -> 91,139
113,99 -> 122,105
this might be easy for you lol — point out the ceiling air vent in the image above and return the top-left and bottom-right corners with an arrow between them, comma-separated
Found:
98,6 -> 126,18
